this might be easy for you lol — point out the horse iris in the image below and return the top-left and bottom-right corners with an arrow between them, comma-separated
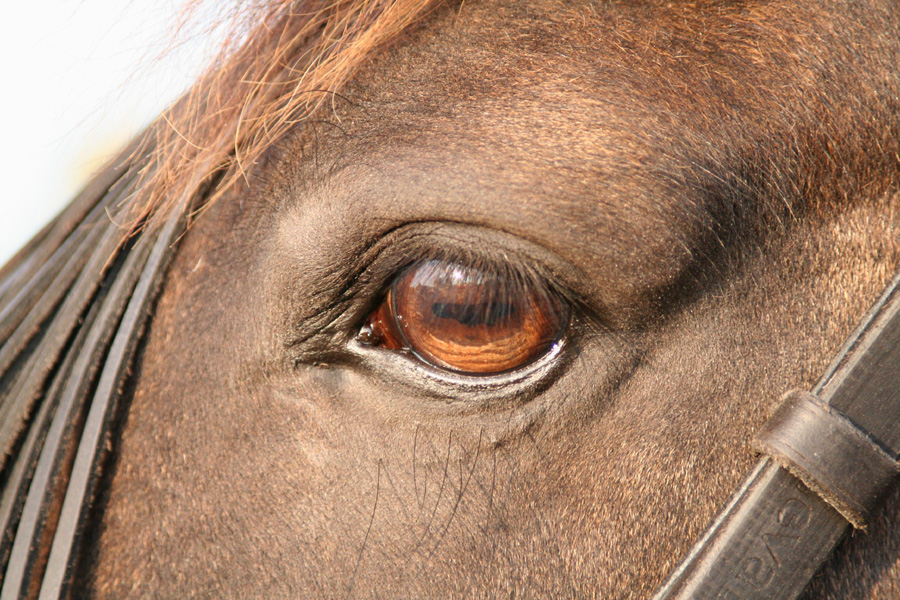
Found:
360,259 -> 568,374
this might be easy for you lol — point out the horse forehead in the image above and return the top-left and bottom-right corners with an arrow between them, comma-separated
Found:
343,0 -> 885,162
355,0 -> 801,115
282,4 -> 795,306
284,0 -> 894,279
326,0 -> 804,208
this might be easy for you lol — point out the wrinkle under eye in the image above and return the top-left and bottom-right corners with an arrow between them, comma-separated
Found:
358,259 -> 569,374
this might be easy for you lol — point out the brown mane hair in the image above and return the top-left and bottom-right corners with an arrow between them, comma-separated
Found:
124,0 -> 444,231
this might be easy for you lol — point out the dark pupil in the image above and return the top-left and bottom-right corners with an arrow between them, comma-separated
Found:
431,302 -> 516,327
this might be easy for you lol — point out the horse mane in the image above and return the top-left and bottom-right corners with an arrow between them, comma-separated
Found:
123,0 -> 445,233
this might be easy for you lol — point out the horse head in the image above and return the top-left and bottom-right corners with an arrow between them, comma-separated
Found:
2,1 -> 900,598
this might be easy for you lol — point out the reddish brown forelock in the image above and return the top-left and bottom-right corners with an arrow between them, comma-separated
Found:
120,0 -> 447,236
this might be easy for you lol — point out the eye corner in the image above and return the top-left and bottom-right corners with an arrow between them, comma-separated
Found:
356,288 -> 404,349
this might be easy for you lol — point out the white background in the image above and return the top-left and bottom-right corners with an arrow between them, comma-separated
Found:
0,1 -> 215,265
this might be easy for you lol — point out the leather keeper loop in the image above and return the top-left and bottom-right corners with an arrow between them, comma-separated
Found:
753,390 -> 900,529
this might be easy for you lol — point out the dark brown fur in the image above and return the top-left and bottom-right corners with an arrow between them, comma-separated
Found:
72,0 -> 900,597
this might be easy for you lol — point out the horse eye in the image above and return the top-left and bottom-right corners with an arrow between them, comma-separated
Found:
357,259 -> 569,374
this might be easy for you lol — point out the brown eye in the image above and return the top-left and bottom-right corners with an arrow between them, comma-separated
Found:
358,259 -> 569,374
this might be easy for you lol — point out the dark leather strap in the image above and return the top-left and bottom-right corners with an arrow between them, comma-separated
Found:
0,150 -> 188,598
755,390 -> 900,528
654,270 -> 900,600
38,208 -> 184,598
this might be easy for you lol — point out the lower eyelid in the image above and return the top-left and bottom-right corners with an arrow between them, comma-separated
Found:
347,333 -> 570,400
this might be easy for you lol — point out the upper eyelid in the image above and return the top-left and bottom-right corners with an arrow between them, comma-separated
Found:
347,223 -> 586,311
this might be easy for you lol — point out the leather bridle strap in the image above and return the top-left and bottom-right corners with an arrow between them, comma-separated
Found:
0,150 -> 188,598
653,271 -> 900,600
